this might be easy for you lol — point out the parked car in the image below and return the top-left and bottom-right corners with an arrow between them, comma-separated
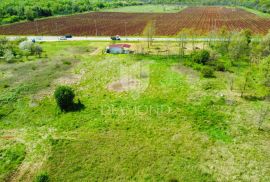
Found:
59,36 -> 67,40
111,35 -> 121,41
65,34 -> 73,38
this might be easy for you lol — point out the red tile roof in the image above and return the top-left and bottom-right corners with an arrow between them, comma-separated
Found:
109,44 -> 131,48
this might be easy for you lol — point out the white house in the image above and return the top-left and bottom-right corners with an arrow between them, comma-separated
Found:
106,44 -> 132,54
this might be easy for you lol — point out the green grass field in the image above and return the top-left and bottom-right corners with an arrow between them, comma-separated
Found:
238,6 -> 270,18
0,41 -> 270,181
102,4 -> 186,13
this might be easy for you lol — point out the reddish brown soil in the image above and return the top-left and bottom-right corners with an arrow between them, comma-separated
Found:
0,7 -> 269,36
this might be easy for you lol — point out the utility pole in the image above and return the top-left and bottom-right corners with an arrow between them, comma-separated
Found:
124,21 -> 127,40
88,18 -> 91,37
152,20 -> 156,47
35,21 -> 39,35
94,20 -> 98,36
147,23 -> 151,49
55,22 -> 58,35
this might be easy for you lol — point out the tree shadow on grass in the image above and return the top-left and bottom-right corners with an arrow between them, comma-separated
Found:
243,95 -> 266,101
60,99 -> 85,113
72,99 -> 85,112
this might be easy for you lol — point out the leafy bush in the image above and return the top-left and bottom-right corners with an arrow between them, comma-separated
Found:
19,41 -> 34,51
215,61 -> 226,71
62,60 -> 71,65
191,50 -> 210,65
54,86 -> 75,112
35,172 -> 49,182
3,49 -> 14,63
201,67 -> 215,78
32,44 -> 43,57
19,41 -> 43,57
1,15 -> 20,24
183,59 -> 203,71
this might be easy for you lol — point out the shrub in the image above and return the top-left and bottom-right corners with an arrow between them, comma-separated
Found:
3,49 -> 14,63
62,60 -> 71,65
35,172 -> 49,182
19,41 -> 34,52
191,50 -> 210,65
201,67 -> 215,78
215,62 -> 226,72
54,86 -> 75,111
32,44 -> 43,57
18,41 -> 43,57
183,59 -> 203,71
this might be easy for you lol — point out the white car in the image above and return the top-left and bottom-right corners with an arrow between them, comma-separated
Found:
59,36 -> 67,40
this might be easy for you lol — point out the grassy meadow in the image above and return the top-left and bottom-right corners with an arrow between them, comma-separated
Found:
238,6 -> 270,18
0,40 -> 270,181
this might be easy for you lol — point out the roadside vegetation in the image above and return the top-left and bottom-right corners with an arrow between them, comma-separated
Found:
238,6 -> 270,18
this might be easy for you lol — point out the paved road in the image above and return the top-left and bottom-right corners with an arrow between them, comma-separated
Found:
6,36 -> 232,42
6,36 -> 261,42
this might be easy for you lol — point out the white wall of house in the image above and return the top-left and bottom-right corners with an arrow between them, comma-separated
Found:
110,47 -> 124,54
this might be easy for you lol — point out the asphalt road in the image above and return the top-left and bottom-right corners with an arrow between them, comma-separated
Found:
6,36 -> 234,42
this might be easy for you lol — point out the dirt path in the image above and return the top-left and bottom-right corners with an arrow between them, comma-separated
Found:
90,48 -> 101,55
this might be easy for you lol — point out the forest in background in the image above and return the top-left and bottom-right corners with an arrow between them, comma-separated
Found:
0,0 -> 143,25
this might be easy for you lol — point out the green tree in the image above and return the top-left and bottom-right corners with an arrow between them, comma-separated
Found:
201,66 -> 215,78
25,8 -> 35,21
261,56 -> 270,92
191,50 -> 210,65
54,86 -> 75,112
178,28 -> 189,56
31,44 -> 43,57
215,26 -> 231,53
260,31 -> 270,58
3,49 -> 14,63
228,30 -> 251,63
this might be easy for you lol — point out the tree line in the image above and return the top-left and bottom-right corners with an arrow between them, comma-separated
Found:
0,0 -> 143,25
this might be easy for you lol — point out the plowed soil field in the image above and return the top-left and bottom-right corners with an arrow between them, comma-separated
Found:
0,7 -> 270,36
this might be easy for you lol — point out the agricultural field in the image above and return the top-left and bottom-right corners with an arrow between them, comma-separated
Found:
155,6 -> 270,35
0,39 -> 270,181
0,7 -> 270,36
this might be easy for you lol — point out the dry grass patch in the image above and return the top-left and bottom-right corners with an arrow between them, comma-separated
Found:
172,64 -> 199,83
107,77 -> 141,92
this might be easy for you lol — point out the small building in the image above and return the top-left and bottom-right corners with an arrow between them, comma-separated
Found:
106,44 -> 132,54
